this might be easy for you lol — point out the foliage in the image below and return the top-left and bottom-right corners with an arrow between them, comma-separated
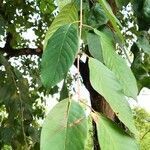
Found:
41,99 -> 88,150
41,24 -> 79,88
94,29 -> 138,99
89,58 -> 137,134
95,113 -> 138,150
0,54 -> 44,149
0,0 -> 150,150
133,108 -> 150,150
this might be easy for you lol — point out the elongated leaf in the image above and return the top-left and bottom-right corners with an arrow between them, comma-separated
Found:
41,24 -> 78,88
87,32 -> 103,62
98,0 -> 124,42
93,113 -> 139,150
94,29 -> 138,99
44,3 -> 78,48
89,58 -> 137,134
87,3 -> 108,28
41,99 -> 88,150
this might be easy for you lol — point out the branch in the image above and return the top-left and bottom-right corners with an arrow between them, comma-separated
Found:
0,47 -> 43,58
0,32 -> 43,58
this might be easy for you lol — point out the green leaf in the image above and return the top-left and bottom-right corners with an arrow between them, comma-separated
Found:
44,3 -> 78,48
137,35 -> 150,55
94,113 -> 139,150
41,24 -> 78,88
143,0 -> 150,19
0,15 -> 5,36
89,58 -> 137,134
87,3 -> 108,28
87,32 -> 103,62
94,29 -> 138,99
17,78 -> 30,102
39,0 -> 55,14
97,0 -> 124,42
0,84 -> 14,103
40,99 -> 88,150
131,48 -> 150,90
56,0 -> 72,10
59,81 -> 69,101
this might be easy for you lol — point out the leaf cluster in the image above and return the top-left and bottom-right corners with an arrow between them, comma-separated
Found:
0,0 -> 150,149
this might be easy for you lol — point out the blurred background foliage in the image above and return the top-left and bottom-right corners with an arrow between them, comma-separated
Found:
0,0 -> 57,149
133,108 -> 150,150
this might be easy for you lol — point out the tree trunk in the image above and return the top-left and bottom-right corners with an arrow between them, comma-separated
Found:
90,89 -> 115,150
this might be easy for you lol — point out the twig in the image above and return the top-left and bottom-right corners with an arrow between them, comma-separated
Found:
77,55 -> 80,100
79,0 -> 83,39
77,0 -> 83,100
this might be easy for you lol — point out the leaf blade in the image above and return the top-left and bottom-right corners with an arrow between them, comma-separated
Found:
137,35 -> 150,55
56,0 -> 72,10
94,113 -> 139,150
94,29 -> 138,99
40,99 -> 88,150
87,32 -> 103,62
89,58 -> 137,134
98,0 -> 124,42
41,24 -> 78,88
